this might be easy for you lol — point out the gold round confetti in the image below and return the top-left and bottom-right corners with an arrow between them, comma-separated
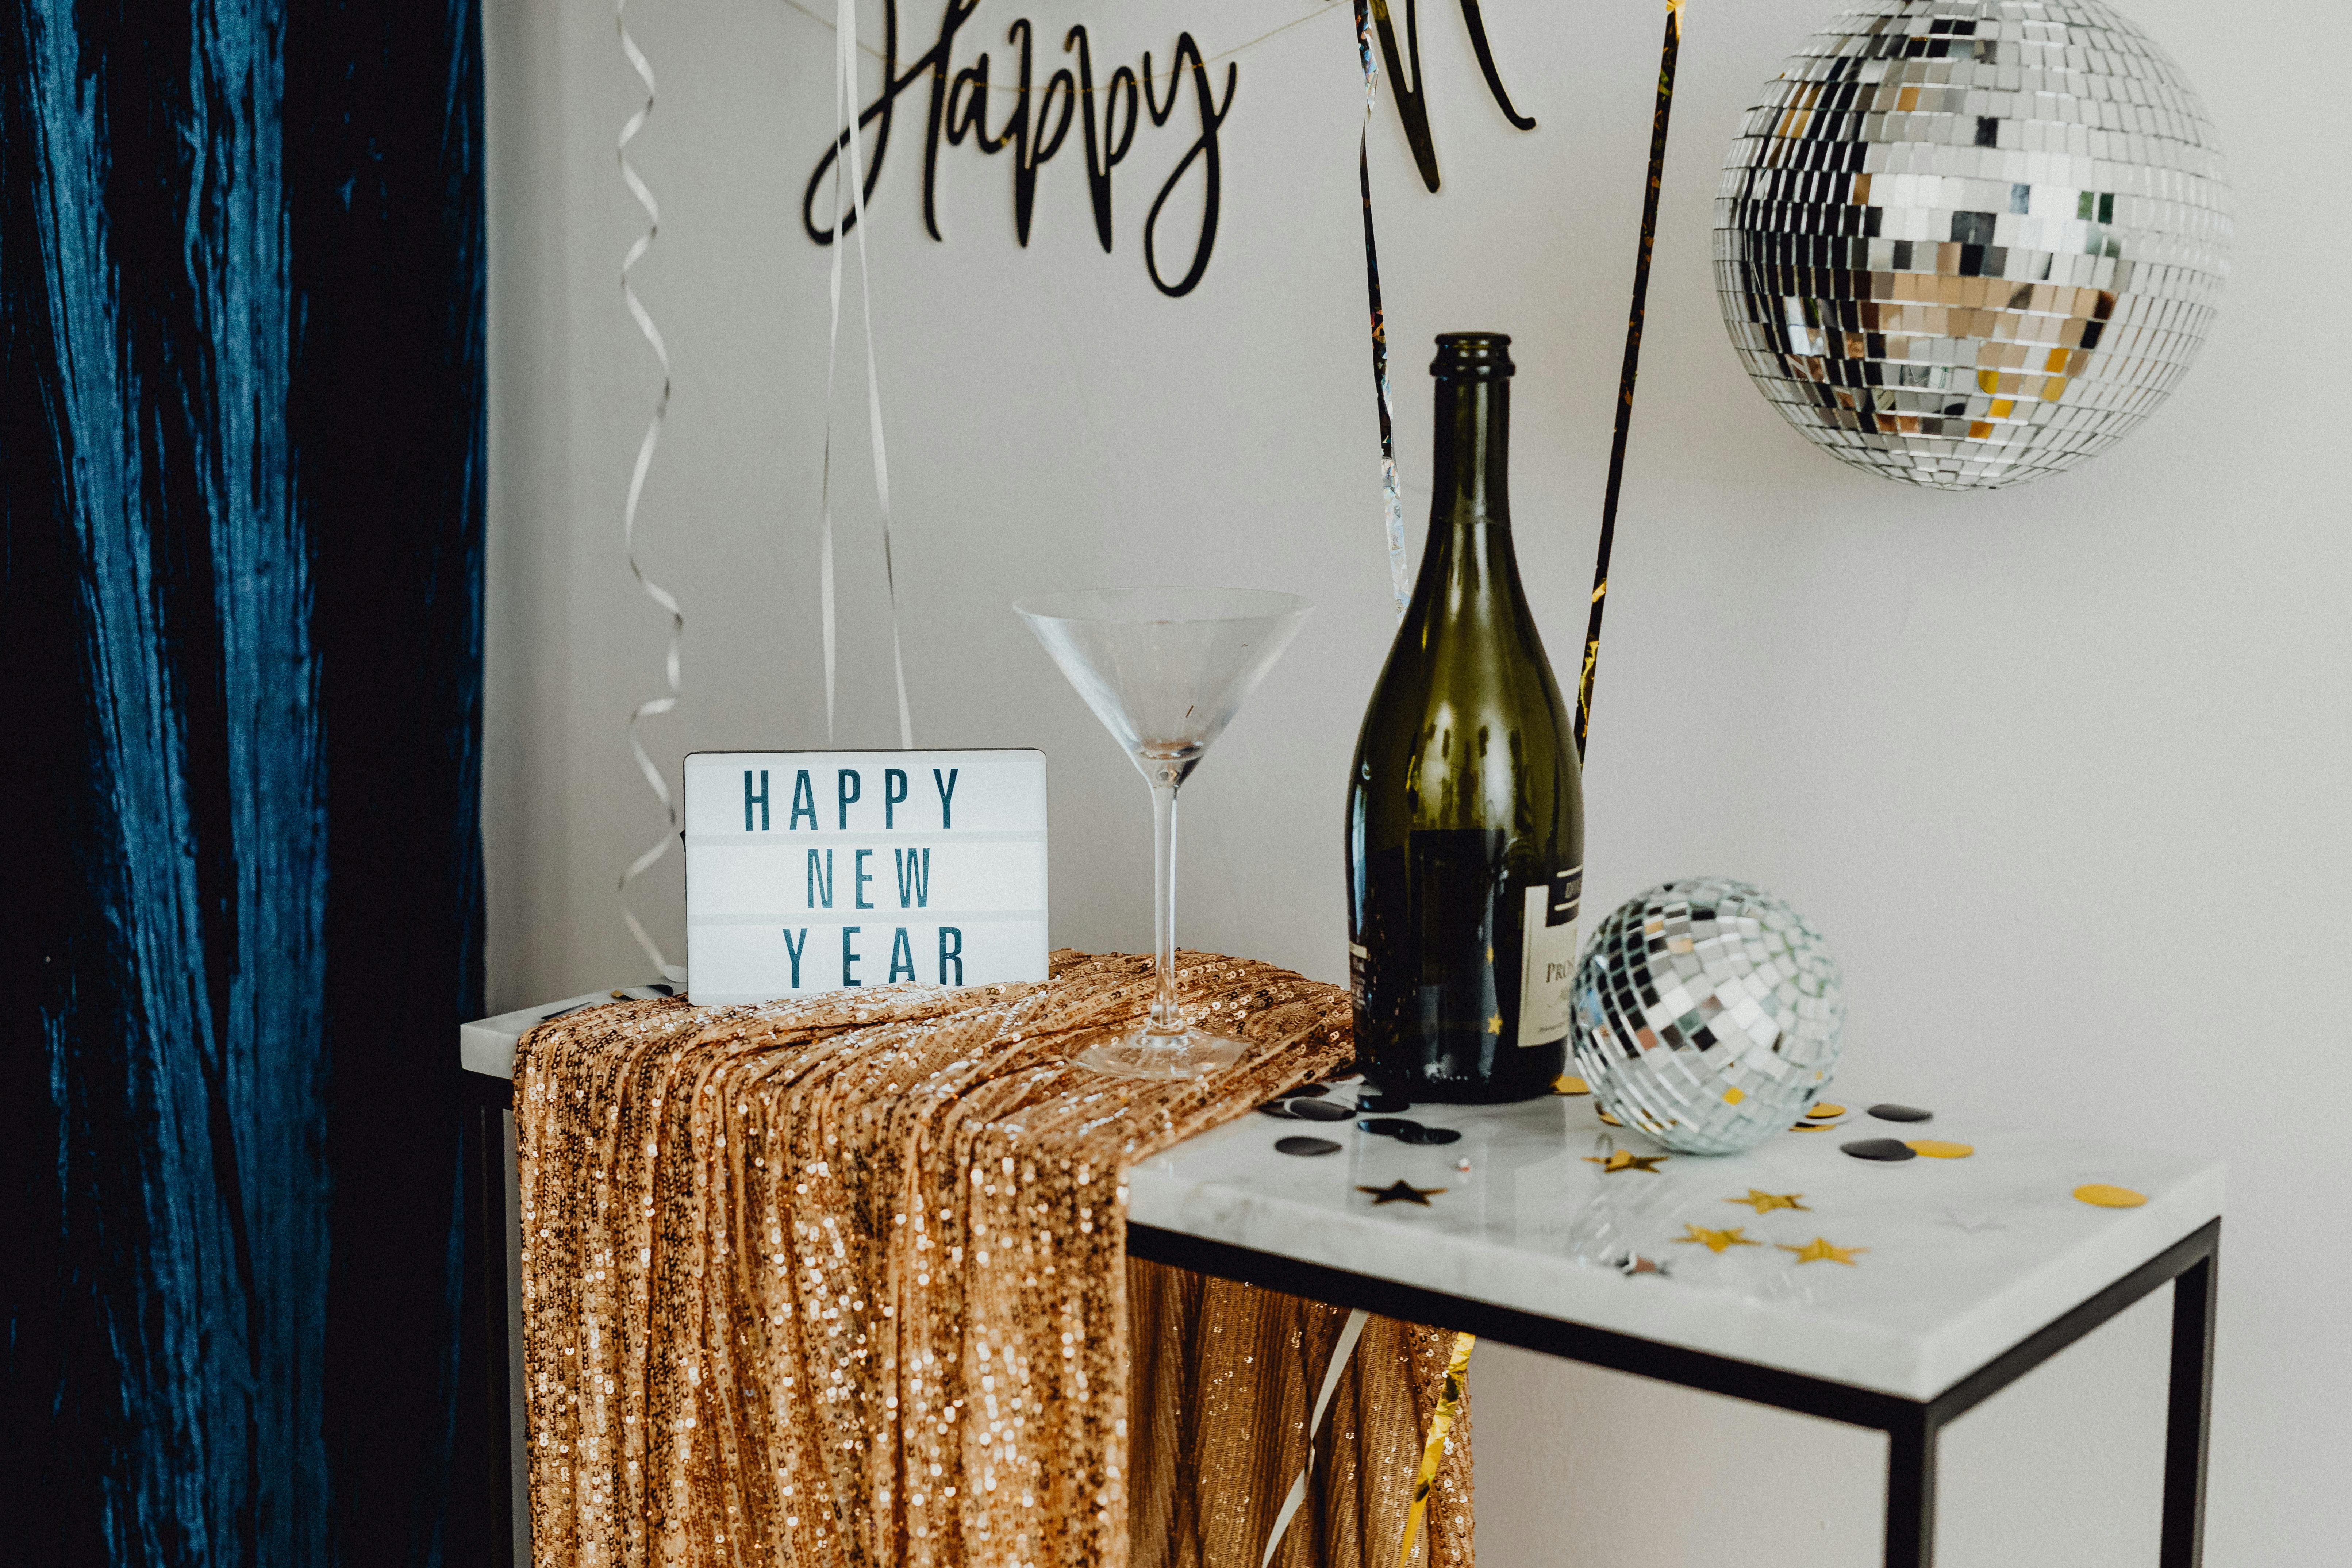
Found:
1596,1110 -> 1623,1127
1808,1102 -> 1846,1118
1553,1074 -> 1591,1096
1790,1121 -> 1832,1131
2074,1183 -> 2147,1209
1906,1140 -> 1973,1159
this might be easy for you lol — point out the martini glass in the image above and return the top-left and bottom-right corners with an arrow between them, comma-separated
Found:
1016,587 -> 1313,1079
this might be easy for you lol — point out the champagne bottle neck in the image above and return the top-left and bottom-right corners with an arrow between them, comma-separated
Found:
1429,377 -> 1510,528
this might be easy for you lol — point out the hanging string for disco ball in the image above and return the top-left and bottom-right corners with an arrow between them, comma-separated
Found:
1715,0 -> 2231,490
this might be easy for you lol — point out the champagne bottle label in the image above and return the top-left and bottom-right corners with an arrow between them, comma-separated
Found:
1515,864 -> 1584,1047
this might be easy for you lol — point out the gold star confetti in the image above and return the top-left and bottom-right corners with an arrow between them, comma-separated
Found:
1779,1236 -> 1867,1266
1584,1149 -> 1667,1175
1725,1188 -> 1809,1214
1486,945 -> 1495,964
1486,1013 -> 1503,1035
1676,1223 -> 1759,1254
1790,1120 -> 1833,1131
1907,1139 -> 1974,1159
1553,1074 -> 1591,1096
1596,1110 -> 1624,1127
2074,1183 -> 2146,1208
1358,1179 -> 1446,1206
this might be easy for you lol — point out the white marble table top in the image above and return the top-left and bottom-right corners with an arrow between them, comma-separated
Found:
1126,1084 -> 2222,1402
460,984 -> 676,1078
462,997 -> 2220,1403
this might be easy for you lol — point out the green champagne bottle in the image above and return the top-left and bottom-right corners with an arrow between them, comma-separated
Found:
1346,333 -> 1585,1103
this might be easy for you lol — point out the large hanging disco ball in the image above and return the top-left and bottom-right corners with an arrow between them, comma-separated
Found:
1715,1 -> 2231,490
1570,879 -> 1844,1155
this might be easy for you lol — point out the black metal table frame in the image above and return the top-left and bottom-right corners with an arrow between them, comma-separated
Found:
461,1071 -> 2215,1568
1129,1217 -> 2218,1568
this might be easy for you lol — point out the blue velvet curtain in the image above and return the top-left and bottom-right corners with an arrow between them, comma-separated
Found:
1,3 -> 485,1564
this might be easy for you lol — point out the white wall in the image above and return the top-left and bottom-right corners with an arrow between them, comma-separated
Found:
481,1 -> 2350,1560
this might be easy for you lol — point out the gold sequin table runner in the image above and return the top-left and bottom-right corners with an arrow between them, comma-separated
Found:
517,949 -> 1473,1568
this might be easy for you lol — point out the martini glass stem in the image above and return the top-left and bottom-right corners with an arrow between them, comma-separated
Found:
1149,776 -> 1183,1034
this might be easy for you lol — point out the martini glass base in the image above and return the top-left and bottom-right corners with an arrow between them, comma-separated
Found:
1075,1026 -> 1248,1081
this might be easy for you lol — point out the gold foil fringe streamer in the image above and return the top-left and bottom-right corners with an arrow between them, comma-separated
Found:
1574,0 -> 1683,761
1397,1331 -> 1476,1567
615,0 -> 684,975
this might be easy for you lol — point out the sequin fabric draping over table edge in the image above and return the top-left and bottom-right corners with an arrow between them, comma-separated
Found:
518,950 -> 1473,1568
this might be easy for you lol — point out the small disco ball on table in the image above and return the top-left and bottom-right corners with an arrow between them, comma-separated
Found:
1714,0 -> 2231,489
1571,879 -> 1844,1155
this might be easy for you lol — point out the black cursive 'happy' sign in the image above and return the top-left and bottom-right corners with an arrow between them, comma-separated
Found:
803,1 -> 1236,297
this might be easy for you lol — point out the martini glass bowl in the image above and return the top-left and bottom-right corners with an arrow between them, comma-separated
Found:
1015,587 -> 1313,1079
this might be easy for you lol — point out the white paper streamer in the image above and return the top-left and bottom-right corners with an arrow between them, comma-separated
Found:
1257,1306 -> 1372,1568
615,0 -> 684,975
820,0 -> 912,749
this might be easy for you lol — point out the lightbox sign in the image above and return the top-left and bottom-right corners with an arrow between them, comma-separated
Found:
684,749 -> 1048,1006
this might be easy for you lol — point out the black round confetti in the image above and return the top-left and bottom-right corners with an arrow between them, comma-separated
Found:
1275,1136 -> 1343,1157
1287,1100 -> 1353,1123
1868,1103 -> 1933,1123
1257,1102 -> 1299,1119
1397,1125 -> 1461,1146
1356,1089 -> 1411,1113
1358,1117 -> 1418,1137
1285,1083 -> 1331,1099
1842,1138 -> 1918,1162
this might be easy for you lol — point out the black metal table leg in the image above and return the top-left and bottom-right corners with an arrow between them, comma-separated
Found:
1883,1405 -> 1939,1568
2160,1242 -> 2217,1568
